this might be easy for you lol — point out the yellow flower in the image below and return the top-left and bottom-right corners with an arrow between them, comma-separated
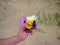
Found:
26,22 -> 32,29
26,17 -> 35,29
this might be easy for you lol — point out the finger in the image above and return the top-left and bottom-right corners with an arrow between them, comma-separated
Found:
25,32 -> 29,36
24,32 -> 29,39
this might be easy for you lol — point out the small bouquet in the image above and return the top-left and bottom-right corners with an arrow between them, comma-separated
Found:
20,15 -> 37,33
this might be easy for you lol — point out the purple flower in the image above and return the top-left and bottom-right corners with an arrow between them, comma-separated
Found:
25,28 -> 30,33
20,16 -> 26,26
32,21 -> 36,29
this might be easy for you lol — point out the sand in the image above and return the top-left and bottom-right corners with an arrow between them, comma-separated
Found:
0,0 -> 60,45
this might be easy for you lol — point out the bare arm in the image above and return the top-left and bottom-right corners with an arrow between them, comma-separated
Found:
0,26 -> 32,45
0,36 -> 18,45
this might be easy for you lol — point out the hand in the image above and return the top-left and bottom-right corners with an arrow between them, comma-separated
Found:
17,26 -> 29,41
16,25 -> 33,42
0,25 -> 33,45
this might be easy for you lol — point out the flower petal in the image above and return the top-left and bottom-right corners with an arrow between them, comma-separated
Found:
20,16 -> 26,26
32,21 -> 36,29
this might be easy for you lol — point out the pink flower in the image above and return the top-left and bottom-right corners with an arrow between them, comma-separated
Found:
20,16 -> 26,26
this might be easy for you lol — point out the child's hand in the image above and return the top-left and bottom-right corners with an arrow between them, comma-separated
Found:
16,25 -> 33,42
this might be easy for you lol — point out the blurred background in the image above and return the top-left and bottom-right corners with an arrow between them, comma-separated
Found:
0,0 -> 60,45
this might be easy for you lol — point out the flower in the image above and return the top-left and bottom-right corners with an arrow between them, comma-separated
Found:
26,22 -> 32,29
26,17 -> 35,29
20,16 -> 26,26
32,21 -> 36,29
20,15 -> 37,29
24,29 -> 30,33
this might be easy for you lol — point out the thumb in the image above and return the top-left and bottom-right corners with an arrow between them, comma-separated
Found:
20,25 -> 26,32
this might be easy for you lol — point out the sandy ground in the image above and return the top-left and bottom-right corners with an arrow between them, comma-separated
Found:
0,0 -> 60,45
